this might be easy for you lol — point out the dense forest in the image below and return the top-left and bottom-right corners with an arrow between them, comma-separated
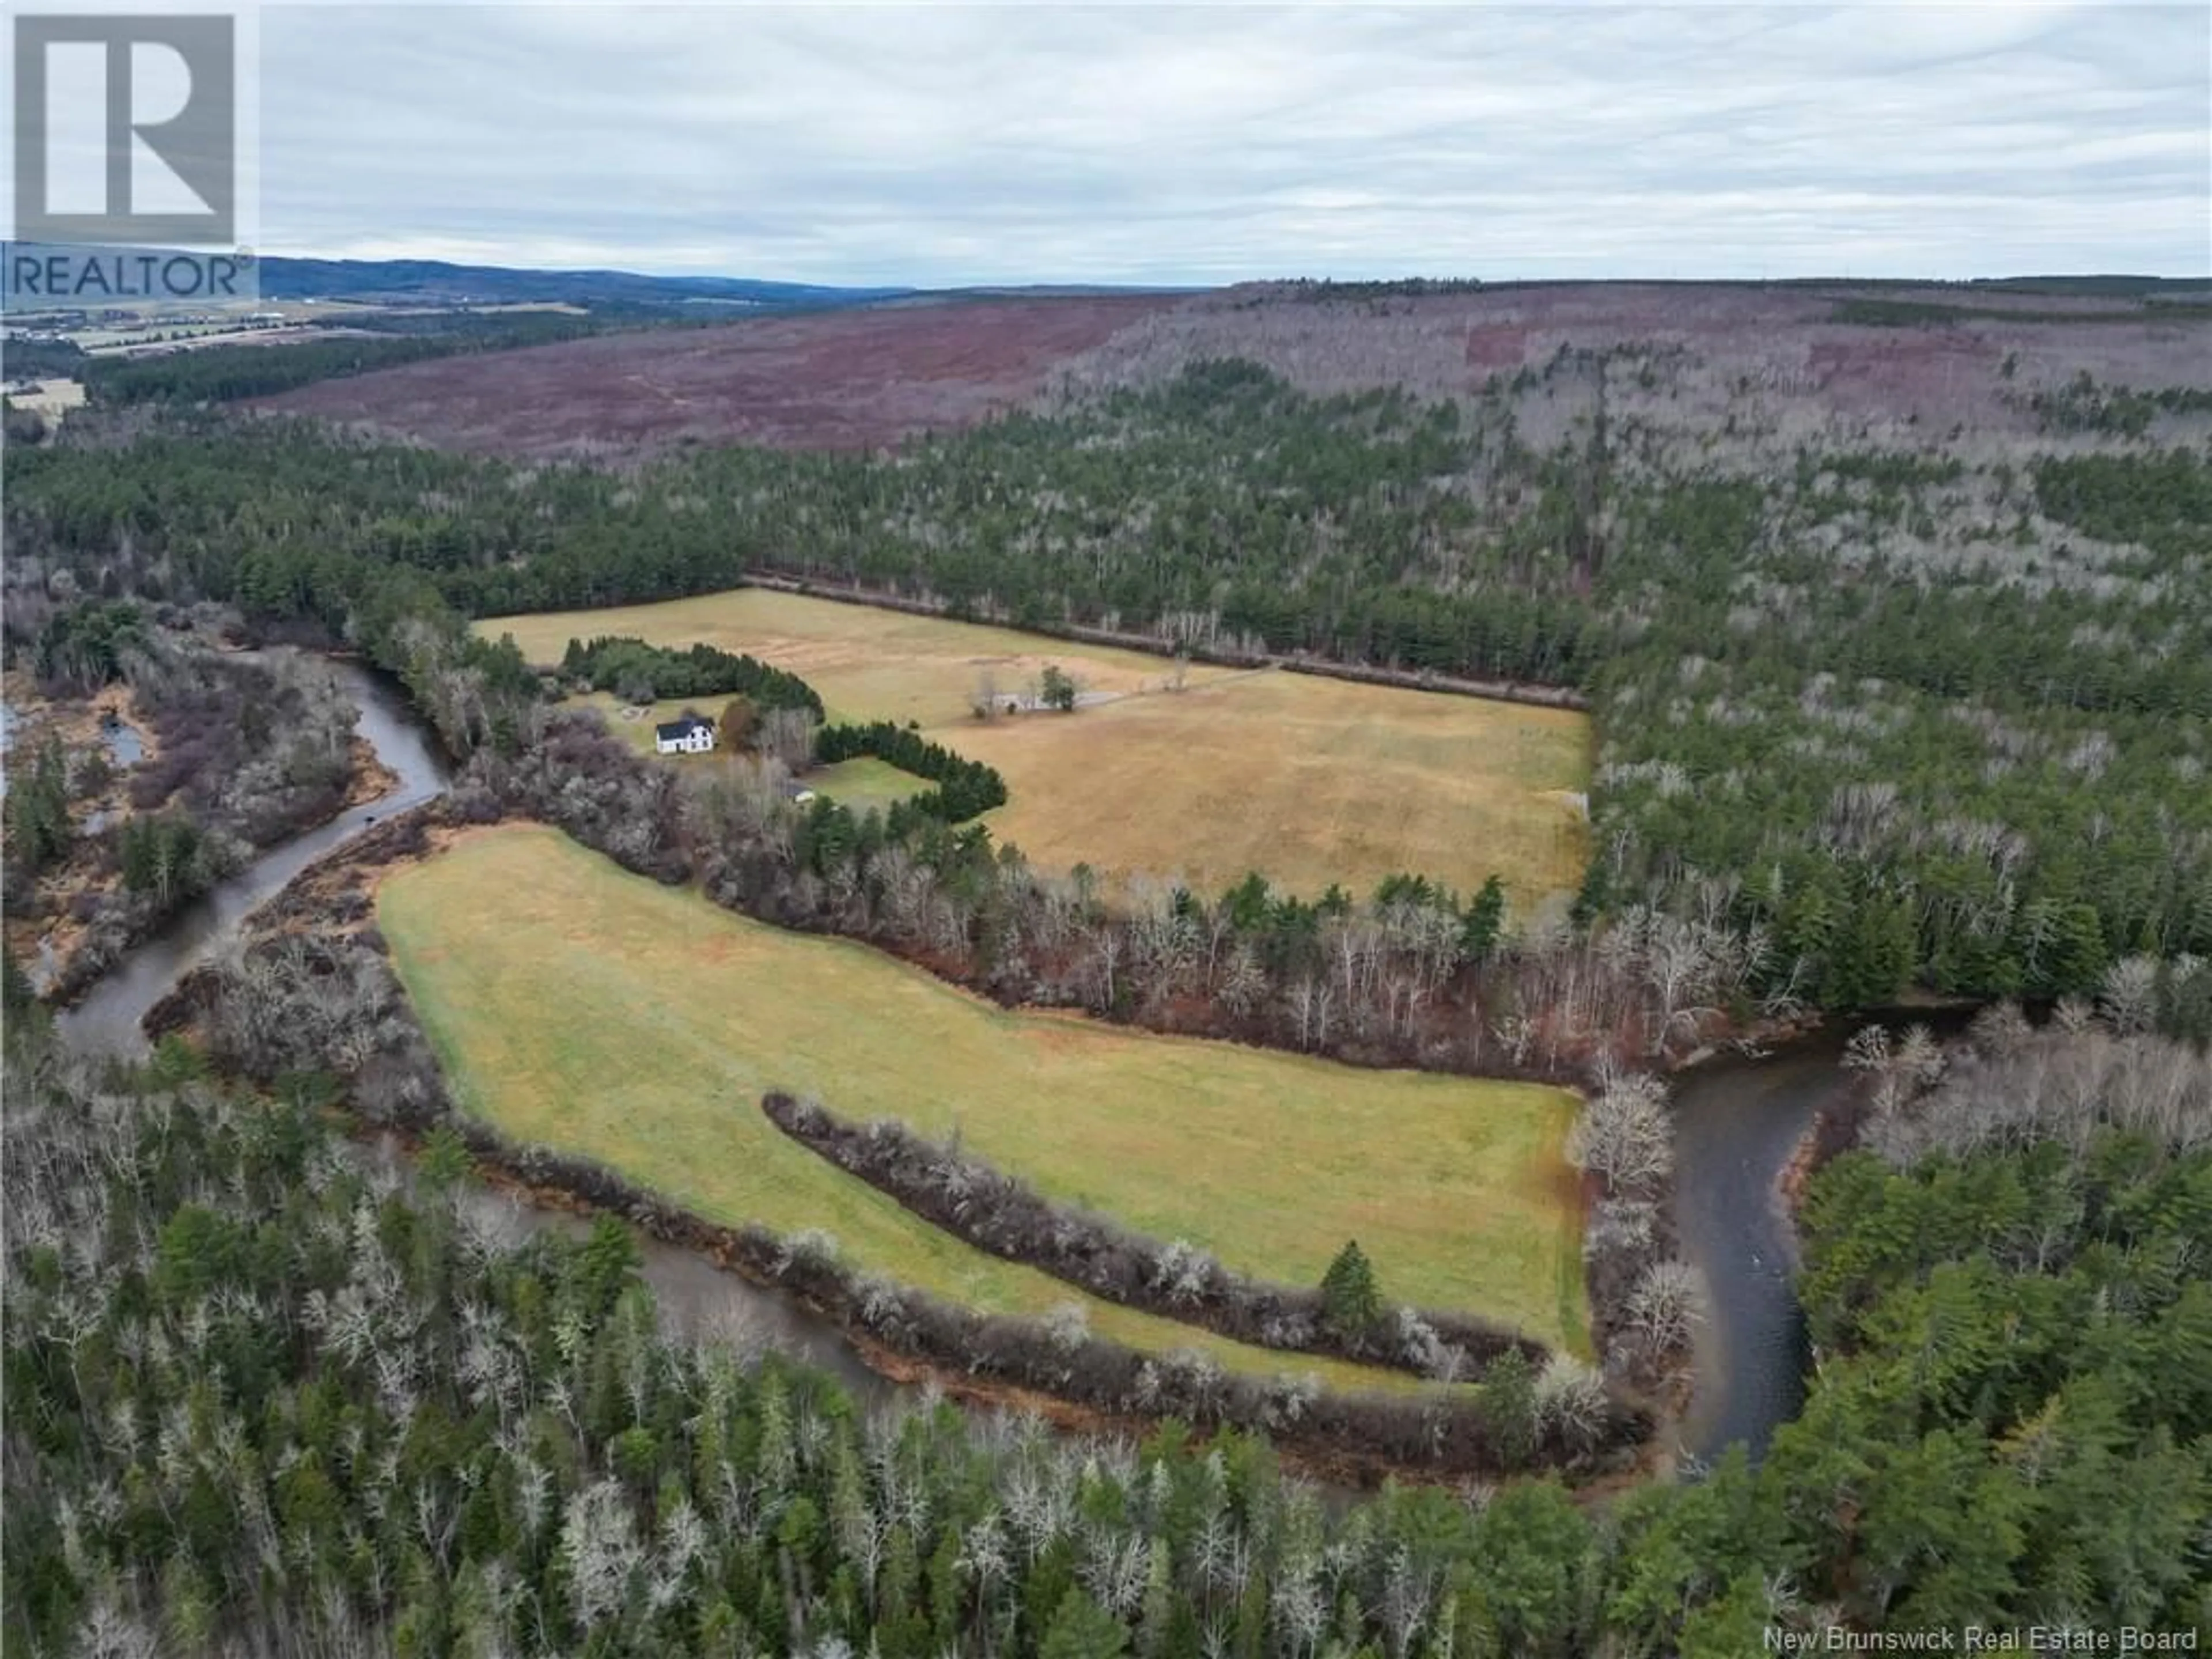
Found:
6,351 -> 2206,1012
2031,373 -> 2212,437
6,1000 -> 2206,1656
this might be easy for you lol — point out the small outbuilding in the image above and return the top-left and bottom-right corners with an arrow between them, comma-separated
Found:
654,714 -> 717,755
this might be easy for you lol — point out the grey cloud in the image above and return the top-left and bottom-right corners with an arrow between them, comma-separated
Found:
256,3 -> 2209,283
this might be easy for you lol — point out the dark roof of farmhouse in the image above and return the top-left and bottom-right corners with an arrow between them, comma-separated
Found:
654,715 -> 714,740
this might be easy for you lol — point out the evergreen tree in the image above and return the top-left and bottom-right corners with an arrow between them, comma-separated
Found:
3,737 -> 73,877
1320,1240 -> 1384,1339
1460,874 -> 1507,963
0,950 -> 35,1022
1043,1586 -> 1130,1659
1476,1346 -> 1539,1470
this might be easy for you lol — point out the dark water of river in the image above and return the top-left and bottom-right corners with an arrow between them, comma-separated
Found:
1671,1005 -> 1982,1466
1668,1040 -> 1848,1464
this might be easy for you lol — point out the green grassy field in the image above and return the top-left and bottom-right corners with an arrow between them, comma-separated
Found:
804,756 -> 930,815
482,588 -> 1592,906
381,827 -> 1588,1366
568,691 -> 721,756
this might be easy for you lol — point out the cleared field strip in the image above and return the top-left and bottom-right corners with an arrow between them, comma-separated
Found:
380,826 -> 1588,1363
482,588 -> 1592,904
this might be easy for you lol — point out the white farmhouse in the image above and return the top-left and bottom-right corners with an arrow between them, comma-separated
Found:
653,714 -> 717,756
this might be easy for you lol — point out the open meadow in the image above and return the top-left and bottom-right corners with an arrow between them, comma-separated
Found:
483,588 -> 1592,905
380,825 -> 1588,1358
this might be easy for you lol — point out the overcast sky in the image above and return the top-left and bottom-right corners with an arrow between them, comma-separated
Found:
254,3 -> 2208,285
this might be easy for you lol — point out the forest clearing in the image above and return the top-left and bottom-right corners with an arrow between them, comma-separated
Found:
378,825 -> 1588,1355
483,586 -> 1592,903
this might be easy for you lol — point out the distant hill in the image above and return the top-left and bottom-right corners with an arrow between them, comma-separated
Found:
251,255 -> 914,309
1965,274 -> 2212,298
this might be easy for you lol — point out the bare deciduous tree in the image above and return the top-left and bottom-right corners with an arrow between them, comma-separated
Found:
759,706 -> 820,772
1567,1069 -> 1673,1193
1626,1260 -> 1706,1358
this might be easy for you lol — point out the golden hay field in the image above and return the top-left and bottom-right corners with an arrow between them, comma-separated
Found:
381,826 -> 1588,1362
483,588 -> 1591,906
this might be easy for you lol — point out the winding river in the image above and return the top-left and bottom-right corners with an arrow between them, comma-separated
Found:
57,656 -> 450,1058
48,652 -> 1849,1461
46,652 -> 898,1402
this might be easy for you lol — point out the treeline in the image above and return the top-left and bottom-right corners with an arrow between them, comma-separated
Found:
11,994 -> 2207,1656
2031,372 -> 2212,437
1831,294 -> 2212,327
78,310 -> 614,405
815,718 -> 1009,823
762,1090 -> 1551,1381
560,632 -> 825,715
1272,276 -> 1490,301
1,335 -> 88,378
444,357 -> 1599,687
441,705 -> 1748,1082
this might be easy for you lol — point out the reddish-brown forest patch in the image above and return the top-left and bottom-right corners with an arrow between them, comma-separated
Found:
251,294 -> 1181,459
255,281 -> 2209,461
